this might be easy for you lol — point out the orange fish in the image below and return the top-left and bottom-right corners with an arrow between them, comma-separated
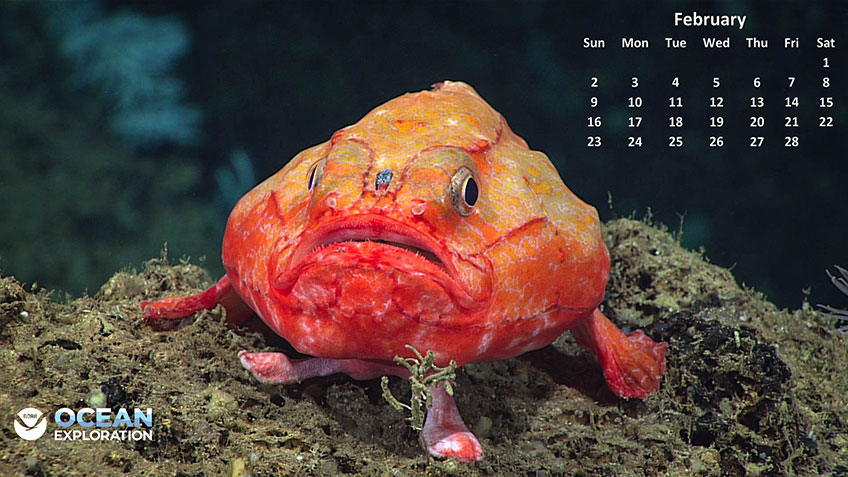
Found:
142,81 -> 666,462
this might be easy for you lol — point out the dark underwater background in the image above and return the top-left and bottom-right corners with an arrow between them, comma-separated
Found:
1,0 -> 845,311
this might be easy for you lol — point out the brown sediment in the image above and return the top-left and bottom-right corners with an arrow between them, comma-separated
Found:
0,218 -> 845,475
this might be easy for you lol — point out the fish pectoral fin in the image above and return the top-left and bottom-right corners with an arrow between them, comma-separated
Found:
238,352 -> 410,383
571,309 -> 667,398
141,274 -> 253,325
421,383 -> 484,462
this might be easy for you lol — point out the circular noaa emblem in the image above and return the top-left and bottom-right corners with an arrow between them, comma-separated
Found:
14,408 -> 47,441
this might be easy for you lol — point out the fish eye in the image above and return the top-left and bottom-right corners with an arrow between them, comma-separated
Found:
449,166 -> 478,217
463,176 -> 478,206
306,158 -> 327,190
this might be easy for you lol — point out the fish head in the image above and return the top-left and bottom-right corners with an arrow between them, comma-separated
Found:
223,81 -> 608,362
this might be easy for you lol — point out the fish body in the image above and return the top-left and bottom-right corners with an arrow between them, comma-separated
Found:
143,81 -> 666,462
223,81 -> 607,366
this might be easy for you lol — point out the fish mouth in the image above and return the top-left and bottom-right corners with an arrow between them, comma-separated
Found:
287,215 -> 455,277
316,237 -> 447,270
276,214 -> 479,308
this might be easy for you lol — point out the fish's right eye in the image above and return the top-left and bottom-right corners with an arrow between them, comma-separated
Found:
306,158 -> 327,190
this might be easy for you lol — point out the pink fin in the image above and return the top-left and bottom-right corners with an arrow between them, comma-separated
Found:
238,351 -> 410,384
141,275 -> 253,325
571,309 -> 667,398
420,384 -> 483,462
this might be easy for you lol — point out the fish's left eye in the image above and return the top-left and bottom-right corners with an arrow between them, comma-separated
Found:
306,158 -> 327,190
450,167 -> 478,217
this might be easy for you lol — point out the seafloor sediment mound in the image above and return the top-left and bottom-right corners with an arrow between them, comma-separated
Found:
1,218 -> 845,475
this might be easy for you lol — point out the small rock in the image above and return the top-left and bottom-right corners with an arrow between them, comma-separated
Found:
229,457 -> 247,477
87,388 -> 107,409
204,388 -> 238,427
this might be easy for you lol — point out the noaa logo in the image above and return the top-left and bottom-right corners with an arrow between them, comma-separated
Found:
14,408 -> 47,441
